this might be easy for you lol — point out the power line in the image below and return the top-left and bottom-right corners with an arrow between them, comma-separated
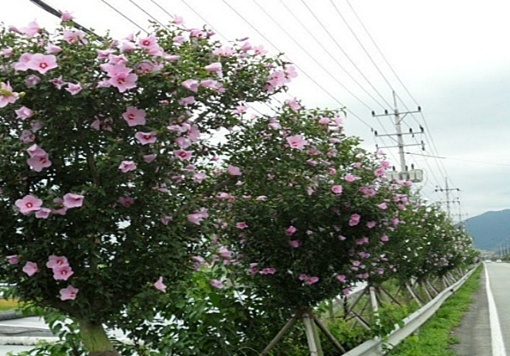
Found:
99,0 -> 147,33
247,0 -> 377,113
274,0 -> 387,111
298,0 -> 393,109
28,0 -> 100,36
219,0 -> 374,127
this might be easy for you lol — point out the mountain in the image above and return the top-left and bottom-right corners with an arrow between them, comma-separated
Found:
463,209 -> 510,251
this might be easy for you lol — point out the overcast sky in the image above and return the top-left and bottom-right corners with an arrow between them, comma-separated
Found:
2,0 -> 510,219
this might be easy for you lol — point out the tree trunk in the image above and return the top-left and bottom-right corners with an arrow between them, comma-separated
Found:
78,319 -> 120,356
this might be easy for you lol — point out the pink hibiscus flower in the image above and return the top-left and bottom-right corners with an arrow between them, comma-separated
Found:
15,195 -> 43,214
154,276 -> 167,292
59,285 -> 79,301
122,106 -> 146,127
286,134 -> 308,150
22,261 -> 39,276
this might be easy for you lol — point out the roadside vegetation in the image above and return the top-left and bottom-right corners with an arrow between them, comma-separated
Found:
0,298 -> 18,311
386,264 -> 482,356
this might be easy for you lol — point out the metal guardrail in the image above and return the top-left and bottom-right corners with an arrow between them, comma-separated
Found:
342,266 -> 478,356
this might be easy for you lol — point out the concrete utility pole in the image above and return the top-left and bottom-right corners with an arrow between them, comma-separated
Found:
372,91 -> 424,182
435,177 -> 460,217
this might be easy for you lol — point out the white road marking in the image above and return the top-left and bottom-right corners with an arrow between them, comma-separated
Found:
486,266 -> 507,356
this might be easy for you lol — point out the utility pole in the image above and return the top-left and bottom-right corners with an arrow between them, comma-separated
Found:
372,91 -> 424,182
435,177 -> 460,217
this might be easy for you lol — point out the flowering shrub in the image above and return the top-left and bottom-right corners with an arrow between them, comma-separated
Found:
0,15 -> 292,354
386,201 -> 476,282
212,103 -> 411,309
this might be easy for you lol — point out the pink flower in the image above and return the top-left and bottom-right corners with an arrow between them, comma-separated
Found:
380,160 -> 391,169
285,98 -> 301,111
59,285 -> 79,301
122,106 -> 146,126
366,221 -> 377,229
65,82 -> 82,95
35,208 -> 51,219
259,268 -> 276,275
173,15 -> 185,24
143,154 -> 157,163
102,63 -> 138,92
46,255 -> 69,269
20,20 -> 41,37
360,186 -> 376,197
374,167 -> 386,177
15,106 -> 34,120
1,48 -> 13,57
63,193 -> 84,208
46,44 -> 62,55
377,202 -> 388,210
210,279 -> 224,289
318,116 -> 330,125
53,265 -> 74,281
63,30 -> 87,44
187,208 -> 209,225
218,247 -> 233,259
381,235 -> 389,242
22,261 -> 39,276
233,104 -> 248,114
236,222 -> 248,229
299,274 -> 319,285
331,185 -> 343,195
6,255 -> 19,265
179,96 -> 196,105
108,71 -> 138,92
286,226 -> 297,236
349,213 -> 361,226
286,134 -> 308,150
193,172 -> 207,183
13,53 -> 32,71
154,276 -> 167,292
27,154 -> 52,172
289,240 -> 301,248
182,79 -> 199,92
135,131 -> 157,145
174,149 -> 192,161
205,62 -> 222,73
52,198 -> 68,215
25,74 -> 41,87
27,53 -> 58,74
119,160 -> 137,173
15,195 -> 43,214
336,274 -> 347,283
227,165 -> 242,176
138,35 -> 159,50
50,76 -> 66,89
20,130 -> 35,143
61,11 -> 74,22
0,82 -> 19,108
345,174 -> 360,182
175,136 -> 191,149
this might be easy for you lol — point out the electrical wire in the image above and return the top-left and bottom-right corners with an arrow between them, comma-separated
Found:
298,0 -> 393,109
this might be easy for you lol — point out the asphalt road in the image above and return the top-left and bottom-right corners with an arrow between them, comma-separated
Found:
486,262 -> 510,355
453,262 -> 509,356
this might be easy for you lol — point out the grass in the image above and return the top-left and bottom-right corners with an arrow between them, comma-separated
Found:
386,265 -> 483,356
0,298 -> 19,311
